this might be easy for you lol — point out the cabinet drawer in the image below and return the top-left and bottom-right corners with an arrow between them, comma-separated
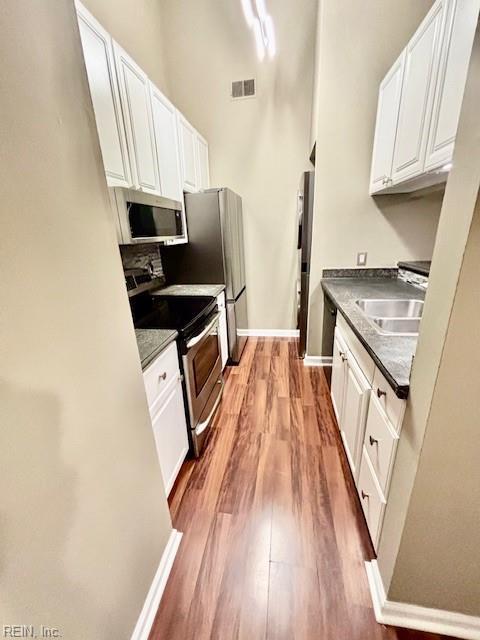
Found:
364,394 -> 398,494
372,367 -> 406,432
143,341 -> 180,411
336,315 -> 375,384
358,450 -> 386,549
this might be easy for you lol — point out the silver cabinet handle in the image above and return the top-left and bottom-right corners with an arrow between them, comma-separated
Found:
158,372 -> 167,382
369,435 -> 378,446
377,387 -> 387,399
186,313 -> 220,349
339,351 -> 347,362
361,490 -> 369,500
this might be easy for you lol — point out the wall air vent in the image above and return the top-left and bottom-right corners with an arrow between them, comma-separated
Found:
231,78 -> 256,100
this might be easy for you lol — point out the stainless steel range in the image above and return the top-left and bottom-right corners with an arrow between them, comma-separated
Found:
129,274 -> 223,457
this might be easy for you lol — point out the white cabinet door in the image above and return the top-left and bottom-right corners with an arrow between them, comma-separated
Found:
150,84 -> 183,202
151,378 -> 189,496
425,0 -> 480,171
196,133 -> 210,191
358,450 -> 386,550
114,43 -> 160,194
76,2 -> 131,188
331,329 -> 347,425
177,112 -> 198,192
217,292 -> 229,370
341,354 -> 370,481
391,0 -> 447,184
369,52 -> 405,194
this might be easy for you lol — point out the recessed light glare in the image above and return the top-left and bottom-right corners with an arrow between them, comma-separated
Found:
241,0 -> 255,28
264,14 -> 276,58
241,0 -> 275,61
252,18 -> 266,60
442,162 -> 453,172
255,0 -> 268,21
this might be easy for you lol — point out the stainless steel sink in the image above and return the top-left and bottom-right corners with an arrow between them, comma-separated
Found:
356,299 -> 424,318
371,317 -> 421,335
355,298 -> 423,336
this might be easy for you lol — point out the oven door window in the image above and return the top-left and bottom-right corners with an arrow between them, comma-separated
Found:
192,333 -> 220,396
128,202 -> 183,238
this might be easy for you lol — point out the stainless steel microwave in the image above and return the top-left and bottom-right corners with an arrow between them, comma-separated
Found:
111,188 -> 187,245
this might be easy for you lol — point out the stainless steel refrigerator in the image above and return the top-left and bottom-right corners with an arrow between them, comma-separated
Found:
297,171 -> 315,358
161,188 -> 248,364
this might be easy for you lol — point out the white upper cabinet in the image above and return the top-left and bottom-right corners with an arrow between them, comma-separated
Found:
369,52 -> 405,194
76,2 -> 131,188
196,133 -> 210,191
370,0 -> 479,194
177,112 -> 198,192
113,43 -> 160,194
76,4 -> 211,206
150,84 -> 183,202
425,0 -> 480,171
391,0 -> 446,184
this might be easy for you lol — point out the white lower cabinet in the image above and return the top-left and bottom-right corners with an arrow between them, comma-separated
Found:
363,394 -> 398,495
330,319 -> 406,550
217,291 -> 229,370
143,342 -> 189,496
357,450 -> 386,549
150,377 -> 189,496
341,355 -> 370,481
331,328 -> 347,424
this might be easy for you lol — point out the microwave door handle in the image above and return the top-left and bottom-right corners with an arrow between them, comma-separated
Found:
186,313 -> 220,349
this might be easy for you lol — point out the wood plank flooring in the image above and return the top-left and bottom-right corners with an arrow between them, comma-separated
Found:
150,338 -> 459,640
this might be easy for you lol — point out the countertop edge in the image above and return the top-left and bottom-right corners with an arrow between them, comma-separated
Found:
322,283 -> 409,400
154,283 -> 226,297
397,261 -> 431,277
139,330 -> 178,371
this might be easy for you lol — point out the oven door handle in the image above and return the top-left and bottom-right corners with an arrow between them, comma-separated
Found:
196,382 -> 223,436
186,313 -> 220,349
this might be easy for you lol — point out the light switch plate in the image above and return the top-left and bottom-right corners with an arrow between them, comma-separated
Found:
357,252 -> 367,266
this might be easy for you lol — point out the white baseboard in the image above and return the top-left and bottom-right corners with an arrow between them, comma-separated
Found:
365,560 -> 480,640
131,529 -> 183,640
303,355 -> 333,367
238,329 -> 300,338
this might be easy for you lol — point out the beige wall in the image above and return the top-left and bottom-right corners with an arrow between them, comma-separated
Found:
160,0 -> 317,329
307,0 -> 443,355
82,0 -> 170,97
377,28 -> 480,615
0,1 -> 172,638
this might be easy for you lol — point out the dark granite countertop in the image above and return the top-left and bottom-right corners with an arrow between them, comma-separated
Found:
135,328 -> 178,371
398,261 -> 431,277
321,277 -> 425,398
152,284 -> 225,297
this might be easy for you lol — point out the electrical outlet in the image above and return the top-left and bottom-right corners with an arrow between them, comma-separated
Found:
357,252 -> 367,266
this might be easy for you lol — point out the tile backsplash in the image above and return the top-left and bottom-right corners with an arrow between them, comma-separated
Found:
120,244 -> 165,280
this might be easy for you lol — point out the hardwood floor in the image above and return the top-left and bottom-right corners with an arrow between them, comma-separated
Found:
150,338 -> 458,640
